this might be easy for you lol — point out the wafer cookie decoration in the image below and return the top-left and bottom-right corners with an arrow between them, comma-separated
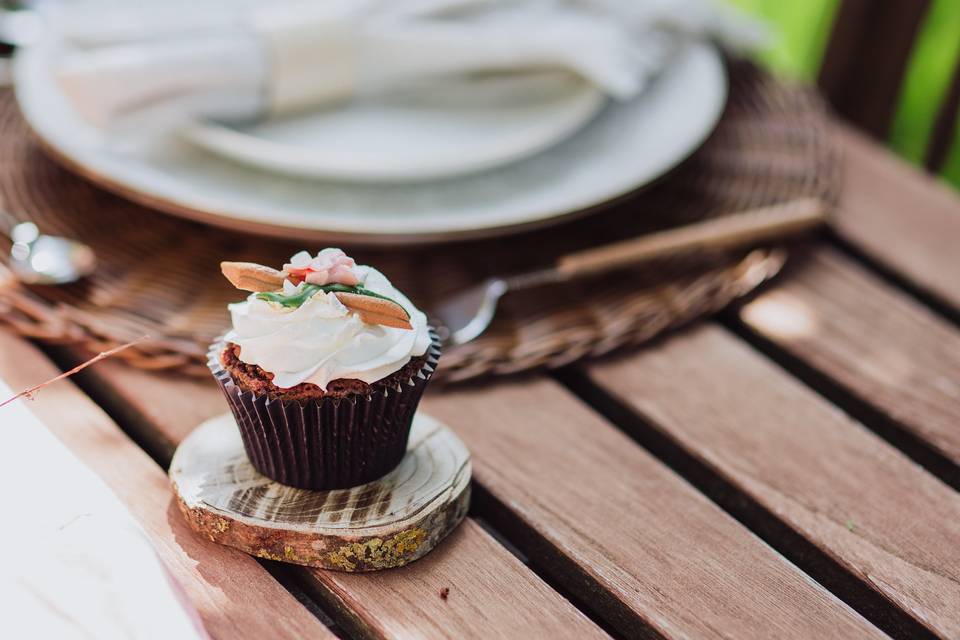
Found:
220,251 -> 413,330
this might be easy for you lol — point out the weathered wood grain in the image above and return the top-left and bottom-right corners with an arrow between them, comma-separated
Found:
312,518 -> 601,640
423,380 -> 882,639
68,359 -> 609,639
70,348 -> 882,638
588,323 -> 960,639
833,124 -> 960,311
172,413 -> 471,571
0,329 -> 334,640
740,247 -> 960,468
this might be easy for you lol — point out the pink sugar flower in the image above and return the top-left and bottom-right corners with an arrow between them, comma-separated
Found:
283,249 -> 359,286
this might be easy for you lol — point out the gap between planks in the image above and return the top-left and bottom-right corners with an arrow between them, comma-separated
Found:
421,380 -> 882,639
49,350 -> 610,640
558,364 -> 937,640
731,246 -> 960,488
570,314 -> 960,639
50,346 -> 883,638
0,331 -> 338,640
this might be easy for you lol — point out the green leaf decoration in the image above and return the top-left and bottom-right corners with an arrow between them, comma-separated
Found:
256,284 -> 323,308
256,283 -> 409,318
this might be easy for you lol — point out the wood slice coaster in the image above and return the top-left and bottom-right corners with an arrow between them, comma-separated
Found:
170,412 -> 471,572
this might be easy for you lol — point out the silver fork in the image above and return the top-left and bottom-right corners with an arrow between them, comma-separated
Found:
432,197 -> 826,346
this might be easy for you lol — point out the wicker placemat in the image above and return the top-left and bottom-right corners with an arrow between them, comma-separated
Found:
0,62 -> 836,383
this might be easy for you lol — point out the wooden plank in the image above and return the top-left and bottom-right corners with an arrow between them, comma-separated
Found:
739,247 -> 960,469
423,381 -> 882,638
587,323 -> 960,639
833,124 -> 960,311
312,519 -> 596,640
74,351 -> 882,638
70,360 -> 608,640
0,329 -> 334,640
818,0 -> 930,138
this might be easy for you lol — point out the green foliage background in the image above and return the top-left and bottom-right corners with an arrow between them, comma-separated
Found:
728,0 -> 960,189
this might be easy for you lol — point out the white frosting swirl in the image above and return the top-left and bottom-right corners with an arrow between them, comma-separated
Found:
225,264 -> 431,390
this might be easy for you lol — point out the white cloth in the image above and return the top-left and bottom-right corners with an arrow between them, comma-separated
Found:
0,381 -> 208,640
55,0 -> 763,129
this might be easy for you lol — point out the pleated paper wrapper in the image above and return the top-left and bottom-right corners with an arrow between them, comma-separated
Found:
208,332 -> 441,490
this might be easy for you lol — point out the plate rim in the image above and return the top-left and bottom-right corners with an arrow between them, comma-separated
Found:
14,42 -> 728,246
182,80 -> 608,183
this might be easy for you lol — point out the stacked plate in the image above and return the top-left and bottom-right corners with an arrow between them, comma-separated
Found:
14,7 -> 728,245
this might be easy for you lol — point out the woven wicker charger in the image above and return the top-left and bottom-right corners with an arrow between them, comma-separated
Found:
0,62 -> 836,383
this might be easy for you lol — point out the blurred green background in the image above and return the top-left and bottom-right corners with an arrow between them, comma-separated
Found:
729,0 -> 960,189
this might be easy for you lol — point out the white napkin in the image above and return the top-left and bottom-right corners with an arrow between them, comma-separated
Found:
0,382 -> 209,640
56,0 -> 764,129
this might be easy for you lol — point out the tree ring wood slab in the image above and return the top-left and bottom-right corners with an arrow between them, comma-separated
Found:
170,412 -> 471,572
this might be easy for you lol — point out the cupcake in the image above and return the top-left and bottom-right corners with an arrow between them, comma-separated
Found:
211,249 -> 440,490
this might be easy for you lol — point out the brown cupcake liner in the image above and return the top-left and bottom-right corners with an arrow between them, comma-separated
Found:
208,330 -> 441,490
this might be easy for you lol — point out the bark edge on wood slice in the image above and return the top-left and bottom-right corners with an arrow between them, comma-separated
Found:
170,413 -> 471,572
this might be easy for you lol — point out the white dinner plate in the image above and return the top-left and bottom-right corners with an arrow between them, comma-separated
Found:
15,33 -> 727,245
185,73 -> 606,183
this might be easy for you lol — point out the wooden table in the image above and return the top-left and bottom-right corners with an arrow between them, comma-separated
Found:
4,123 -> 960,640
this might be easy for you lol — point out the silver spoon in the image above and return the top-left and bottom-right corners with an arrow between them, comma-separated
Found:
5,221 -> 96,285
